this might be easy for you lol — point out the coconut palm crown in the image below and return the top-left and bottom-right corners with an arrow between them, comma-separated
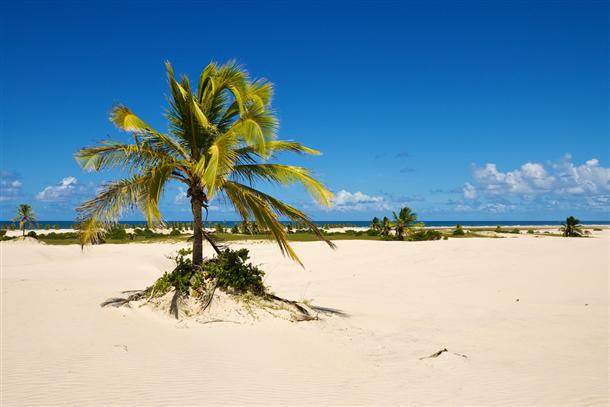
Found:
75,61 -> 335,265
393,207 -> 418,240
560,216 -> 585,237
13,204 -> 36,236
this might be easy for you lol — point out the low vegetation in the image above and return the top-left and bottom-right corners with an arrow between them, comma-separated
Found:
560,216 -> 587,237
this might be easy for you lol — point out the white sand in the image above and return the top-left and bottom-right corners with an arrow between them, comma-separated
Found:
1,233 -> 609,406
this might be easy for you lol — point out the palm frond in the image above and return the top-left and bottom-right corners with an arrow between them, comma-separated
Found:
223,181 -> 336,265
235,140 -> 320,162
231,164 -> 332,206
76,174 -> 151,245
203,132 -> 238,198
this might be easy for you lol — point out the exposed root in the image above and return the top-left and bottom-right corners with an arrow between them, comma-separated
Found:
169,290 -> 181,319
199,281 -> 217,313
100,290 -> 146,308
100,284 -> 326,324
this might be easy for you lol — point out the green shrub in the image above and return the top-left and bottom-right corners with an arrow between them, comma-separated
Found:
149,249 -> 201,296
214,223 -> 225,234
202,248 -> 265,295
149,248 -> 265,298
105,226 -> 128,240
169,228 -> 181,236
409,230 -> 442,241
511,228 -> 520,234
443,236 -> 449,240
41,232 -> 79,240
593,228 -> 602,231
53,224 -> 60,230
366,228 -> 379,236
0,230 -> 6,238
44,224 -> 50,230
230,225 -> 240,234
8,224 -> 15,231
27,231 -> 38,238
134,228 -> 159,238
452,224 -> 465,236
527,229 -> 535,234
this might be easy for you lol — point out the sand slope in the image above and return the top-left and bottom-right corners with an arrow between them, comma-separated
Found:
1,234 -> 609,406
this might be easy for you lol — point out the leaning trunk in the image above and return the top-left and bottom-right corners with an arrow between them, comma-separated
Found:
191,197 -> 204,266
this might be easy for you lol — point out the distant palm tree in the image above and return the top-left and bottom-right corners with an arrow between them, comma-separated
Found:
393,207 -> 418,240
76,61 -> 335,266
13,204 -> 36,237
370,217 -> 381,232
380,216 -> 393,237
560,216 -> 585,237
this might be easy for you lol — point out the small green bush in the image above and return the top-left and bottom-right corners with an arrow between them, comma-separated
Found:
409,230 -> 443,241
27,231 -> 38,238
527,229 -> 535,234
134,228 -> 159,238
53,224 -> 60,230
202,248 -> 266,295
366,229 -> 379,236
40,232 -> 79,240
511,228 -> 520,234
149,248 -> 266,298
8,224 -> 15,231
150,249 -> 199,296
443,236 -> 449,240
593,228 -> 602,231
0,230 -> 6,238
44,224 -> 50,230
452,224 -> 465,236
106,226 -> 128,240
169,228 -> 181,236
230,225 -> 240,234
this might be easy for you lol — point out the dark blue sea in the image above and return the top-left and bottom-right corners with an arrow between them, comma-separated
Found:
2,220 -> 609,229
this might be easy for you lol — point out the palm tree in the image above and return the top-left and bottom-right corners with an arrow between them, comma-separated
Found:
76,61 -> 335,266
370,217 -> 381,232
560,216 -> 585,237
13,204 -> 36,237
380,216 -> 393,237
393,207 -> 418,240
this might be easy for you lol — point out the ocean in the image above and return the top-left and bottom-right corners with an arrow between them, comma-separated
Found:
2,220 -> 609,229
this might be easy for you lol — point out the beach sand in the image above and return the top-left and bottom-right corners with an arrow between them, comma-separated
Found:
1,232 -> 608,406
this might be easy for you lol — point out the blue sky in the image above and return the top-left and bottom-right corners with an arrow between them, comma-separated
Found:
1,0 -> 608,221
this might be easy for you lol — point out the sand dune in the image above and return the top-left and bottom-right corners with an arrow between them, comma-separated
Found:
1,233 -> 609,406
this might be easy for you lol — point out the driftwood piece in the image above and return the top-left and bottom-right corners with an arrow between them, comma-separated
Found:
419,348 -> 448,360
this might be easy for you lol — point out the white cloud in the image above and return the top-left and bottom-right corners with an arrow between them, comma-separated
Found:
0,171 -> 22,201
326,189 -> 390,212
36,176 -> 78,201
462,182 -> 477,199
174,187 -> 188,204
472,162 -> 555,195
472,156 -> 610,197
552,155 -> 610,195
460,155 -> 610,213
454,202 -> 515,213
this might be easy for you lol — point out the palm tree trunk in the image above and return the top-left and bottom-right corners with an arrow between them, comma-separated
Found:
191,197 -> 204,266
